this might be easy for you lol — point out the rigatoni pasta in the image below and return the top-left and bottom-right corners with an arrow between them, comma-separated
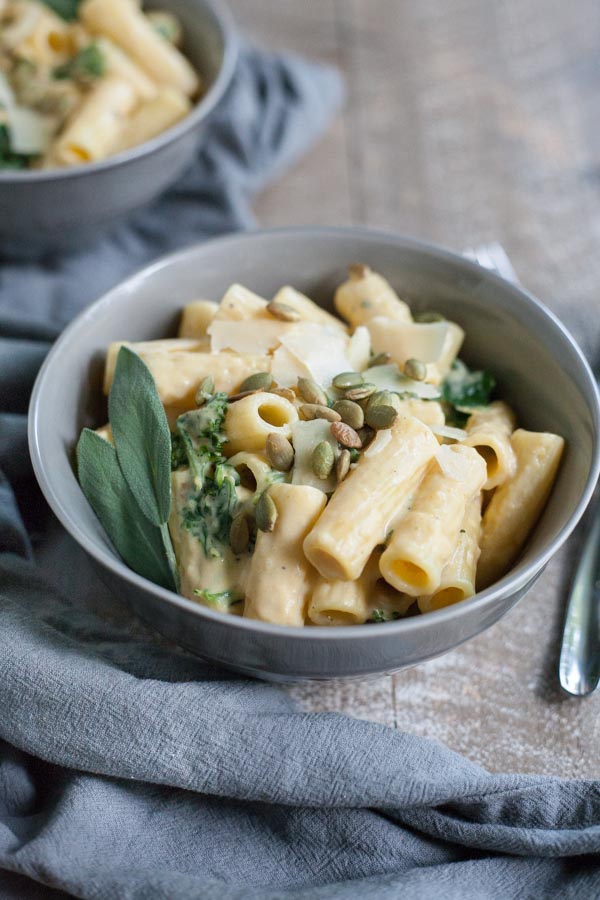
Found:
82,263 -> 565,626
0,0 -> 201,169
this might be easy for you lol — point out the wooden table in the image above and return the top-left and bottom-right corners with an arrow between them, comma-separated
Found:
229,0 -> 600,777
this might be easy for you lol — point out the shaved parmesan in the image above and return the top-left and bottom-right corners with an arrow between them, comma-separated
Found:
271,345 -> 310,387
347,326 -> 371,371
367,318 -> 449,366
279,323 -> 352,388
430,424 -> 467,442
364,429 -> 392,458
272,286 -> 347,332
214,284 -> 268,322
363,364 -> 441,400
435,444 -> 474,480
208,319 -> 291,355
8,107 -> 54,154
291,419 -> 338,493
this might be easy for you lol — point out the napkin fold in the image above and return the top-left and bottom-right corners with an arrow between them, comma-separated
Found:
0,43 -> 599,900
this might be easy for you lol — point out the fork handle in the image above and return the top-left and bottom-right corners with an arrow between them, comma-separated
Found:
559,488 -> 600,695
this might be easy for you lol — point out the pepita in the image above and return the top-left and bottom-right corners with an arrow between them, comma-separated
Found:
255,491 -> 278,533
312,441 -> 335,480
299,403 -> 341,423
369,351 -> 391,367
403,358 -> 427,382
195,375 -> 214,406
297,377 -> 328,406
345,382 -> 377,402
266,300 -> 302,322
365,403 -> 398,430
229,514 -> 250,555
335,448 -> 351,482
332,371 -> 364,390
239,371 -> 274,393
332,398 -> 364,430
228,388 -> 264,403
269,387 -> 296,402
331,420 -> 363,449
265,433 -> 294,472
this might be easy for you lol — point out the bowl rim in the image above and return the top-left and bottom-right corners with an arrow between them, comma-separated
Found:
0,0 -> 238,184
28,225 -> 600,642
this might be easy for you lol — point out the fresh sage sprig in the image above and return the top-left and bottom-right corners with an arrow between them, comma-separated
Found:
77,346 -> 179,592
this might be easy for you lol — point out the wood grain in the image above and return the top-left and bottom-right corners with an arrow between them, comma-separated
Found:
229,0 -> 600,777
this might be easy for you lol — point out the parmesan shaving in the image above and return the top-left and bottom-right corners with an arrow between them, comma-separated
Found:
8,106 -> 55,154
367,318 -> 449,365
347,326 -> 371,371
430,424 -> 467,442
363,429 -> 392,458
363,364 -> 441,400
208,319 -> 291,355
279,323 -> 352,387
271,345 -> 310,388
435,444 -> 474,481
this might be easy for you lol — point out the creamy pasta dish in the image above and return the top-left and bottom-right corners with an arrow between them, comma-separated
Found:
0,0 -> 199,169
87,264 -> 564,627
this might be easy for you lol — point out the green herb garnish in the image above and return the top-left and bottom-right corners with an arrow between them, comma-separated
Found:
54,44 -> 105,83
40,0 -> 81,21
369,609 -> 401,623
77,347 -> 179,591
174,393 -> 240,559
193,589 -> 242,608
442,359 -> 496,425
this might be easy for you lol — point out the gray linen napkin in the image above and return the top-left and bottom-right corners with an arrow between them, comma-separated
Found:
0,44 -> 599,900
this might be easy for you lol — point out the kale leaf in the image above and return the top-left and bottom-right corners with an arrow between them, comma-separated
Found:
175,393 -> 240,559
0,124 -> 31,170
40,0 -> 81,21
442,359 -> 496,424
193,589 -> 242,608
54,44 -> 105,83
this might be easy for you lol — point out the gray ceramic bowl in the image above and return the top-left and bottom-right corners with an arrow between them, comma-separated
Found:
0,0 -> 237,257
28,228 -> 600,681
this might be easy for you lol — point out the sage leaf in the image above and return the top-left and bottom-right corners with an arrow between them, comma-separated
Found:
109,346 -> 172,526
77,428 -> 177,591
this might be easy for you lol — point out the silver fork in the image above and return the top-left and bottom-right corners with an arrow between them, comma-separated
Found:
464,242 -> 599,697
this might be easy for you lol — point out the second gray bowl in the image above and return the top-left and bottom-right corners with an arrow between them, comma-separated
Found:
0,0 -> 237,257
28,228 -> 600,681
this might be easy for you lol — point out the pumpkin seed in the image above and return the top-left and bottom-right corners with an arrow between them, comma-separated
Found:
195,375 -> 214,406
365,403 -> 398,430
299,403 -> 341,423
403,358 -> 427,382
256,491 -> 278,533
345,382 -> 377,402
239,371 -> 273,393
265,433 -> 294,472
335,448 -> 351,482
369,351 -> 391,367
332,398 -> 364,430
269,387 -> 296,402
414,310 -> 445,323
367,390 -> 401,412
331,420 -> 363,449
332,371 -> 364,390
297,377 -> 328,406
312,441 -> 335,480
228,388 -> 264,403
348,263 -> 371,279
229,514 -> 250,555
266,300 -> 301,322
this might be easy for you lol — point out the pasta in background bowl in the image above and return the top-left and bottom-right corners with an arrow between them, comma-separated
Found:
28,228 -> 600,680
0,0 -> 237,254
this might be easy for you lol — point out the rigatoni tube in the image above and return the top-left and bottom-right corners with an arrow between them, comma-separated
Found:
334,264 -> 412,327
224,393 -> 298,456
303,414 -> 439,581
476,429 -> 564,589
380,444 -> 486,596
464,401 -> 517,489
418,494 -> 482,612
244,484 -> 326,626
116,87 -> 191,152
80,0 -> 199,95
52,76 -> 136,165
